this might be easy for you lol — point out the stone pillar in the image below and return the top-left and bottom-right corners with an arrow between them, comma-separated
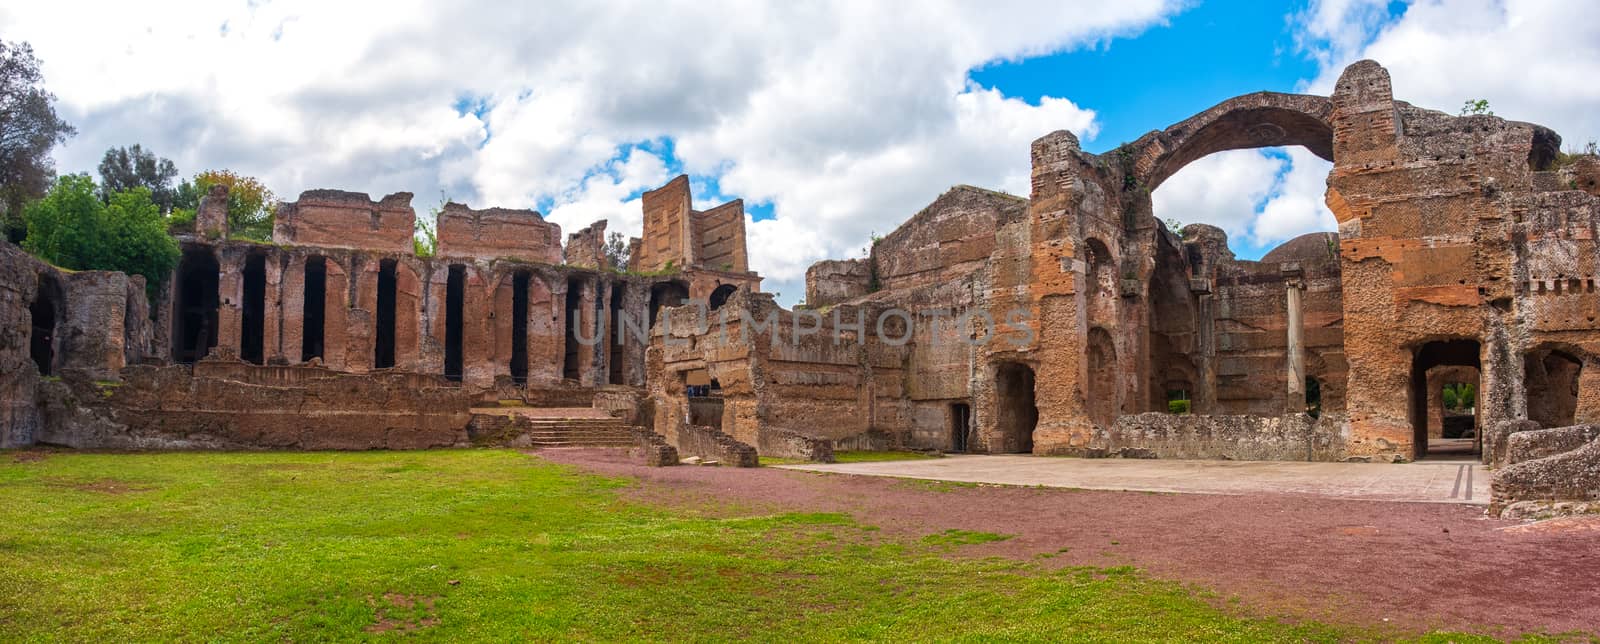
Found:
196,184 -> 229,240
215,249 -> 243,359
1283,264 -> 1306,414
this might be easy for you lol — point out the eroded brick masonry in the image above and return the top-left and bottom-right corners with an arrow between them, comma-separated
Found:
2,61 -> 1598,512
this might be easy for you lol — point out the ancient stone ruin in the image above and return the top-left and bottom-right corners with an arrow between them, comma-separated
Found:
2,60 -> 1597,514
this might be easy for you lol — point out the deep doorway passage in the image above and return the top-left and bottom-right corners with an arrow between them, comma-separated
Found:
949,402 -> 972,452
240,254 -> 267,364
995,363 -> 1038,453
608,284 -> 626,385
510,271 -> 530,385
28,276 -> 60,375
444,264 -> 465,382
563,279 -> 583,381
173,249 -> 220,364
301,257 -> 327,362
374,259 -> 397,369
1411,340 -> 1481,460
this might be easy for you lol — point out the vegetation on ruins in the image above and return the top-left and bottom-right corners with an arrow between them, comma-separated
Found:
97,144 -> 180,211
414,192 -> 444,258
0,39 -> 76,244
1459,99 -> 1493,116
21,174 -> 180,297
170,169 -> 277,241
0,449 -> 1453,640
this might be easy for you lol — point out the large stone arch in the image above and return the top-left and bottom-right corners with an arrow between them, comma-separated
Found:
1130,92 -> 1335,192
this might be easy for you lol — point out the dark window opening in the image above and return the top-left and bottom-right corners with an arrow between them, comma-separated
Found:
1306,377 -> 1323,418
996,362 -> 1038,453
374,259 -> 397,369
444,264 -> 465,381
301,257 -> 327,362
648,281 -> 689,329
608,284 -> 626,385
240,254 -> 267,365
563,279 -> 583,380
708,284 -> 737,311
173,249 -> 220,364
510,271 -> 530,385
29,276 -> 61,376
950,402 -> 971,453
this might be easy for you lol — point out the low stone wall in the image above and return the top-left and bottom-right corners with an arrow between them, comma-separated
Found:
676,423 -> 758,467
1505,424 -> 1600,466
36,365 -> 471,450
1486,419 -> 1542,468
1491,434 -> 1600,516
759,427 -> 835,462
630,426 -> 679,466
1088,413 -> 1348,461
832,429 -> 892,452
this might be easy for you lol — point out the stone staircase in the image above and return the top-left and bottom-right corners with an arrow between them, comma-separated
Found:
467,405 -> 637,448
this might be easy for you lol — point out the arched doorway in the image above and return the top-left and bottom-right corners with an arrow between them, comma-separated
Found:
1410,340 -> 1481,460
173,248 -> 220,364
29,274 -> 62,376
994,362 -> 1037,453
708,284 -> 737,311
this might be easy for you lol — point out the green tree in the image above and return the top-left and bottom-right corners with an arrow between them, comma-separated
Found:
170,169 -> 276,240
603,231 -> 629,269
98,144 -> 179,211
414,192 -> 443,258
23,175 -> 179,298
0,40 -> 76,243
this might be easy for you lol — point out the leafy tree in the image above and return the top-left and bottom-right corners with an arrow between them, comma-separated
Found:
0,40 -> 76,243
603,231 -> 629,269
172,169 -> 277,240
22,175 -> 179,298
98,144 -> 179,210
1442,382 -> 1476,412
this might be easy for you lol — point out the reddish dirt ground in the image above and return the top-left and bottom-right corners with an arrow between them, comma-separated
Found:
539,449 -> 1600,638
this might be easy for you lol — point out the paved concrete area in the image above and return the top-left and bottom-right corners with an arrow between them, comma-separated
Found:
778,455 -> 1491,505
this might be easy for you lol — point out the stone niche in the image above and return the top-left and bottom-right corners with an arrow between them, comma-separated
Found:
274,190 -> 417,253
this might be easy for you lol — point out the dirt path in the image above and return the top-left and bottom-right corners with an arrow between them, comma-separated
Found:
539,449 -> 1600,637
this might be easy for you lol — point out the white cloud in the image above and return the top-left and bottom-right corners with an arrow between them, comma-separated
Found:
0,0 -> 1181,305
1299,0 -> 1600,147
1152,148 -> 1335,253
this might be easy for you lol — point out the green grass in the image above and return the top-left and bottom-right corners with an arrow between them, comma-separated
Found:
921,529 -> 1014,547
0,450 -> 1526,642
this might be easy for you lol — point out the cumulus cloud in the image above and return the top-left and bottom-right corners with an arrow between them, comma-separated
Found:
1,0 -> 1181,304
1152,148 -> 1334,252
1298,0 -> 1600,145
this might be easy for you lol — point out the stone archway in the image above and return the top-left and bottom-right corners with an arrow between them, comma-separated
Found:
1131,93 -> 1335,193
994,362 -> 1038,454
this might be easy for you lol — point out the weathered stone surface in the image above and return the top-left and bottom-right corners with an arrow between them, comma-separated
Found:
1491,433 -> 1600,514
436,202 -> 562,264
1096,412 -> 1349,461
1505,424 -> 1600,466
273,190 -> 417,253
563,220 -> 608,269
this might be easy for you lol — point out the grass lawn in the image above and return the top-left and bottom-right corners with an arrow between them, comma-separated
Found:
0,450 -> 1501,642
